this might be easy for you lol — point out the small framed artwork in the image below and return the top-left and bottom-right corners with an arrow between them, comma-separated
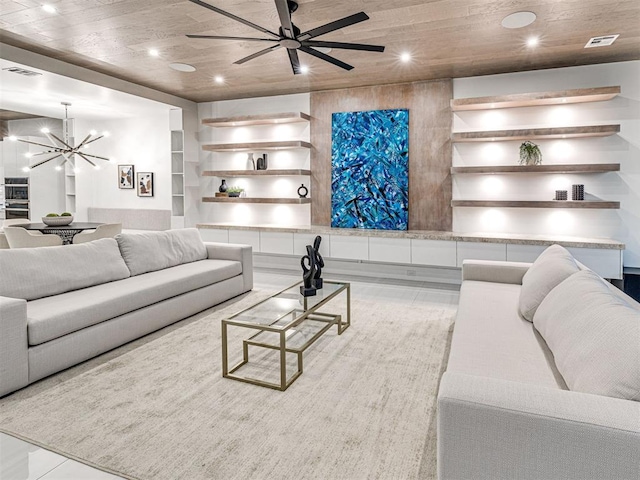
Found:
137,172 -> 154,197
118,165 -> 134,189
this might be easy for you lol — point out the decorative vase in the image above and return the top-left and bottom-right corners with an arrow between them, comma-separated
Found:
572,184 -> 584,201
256,153 -> 268,170
297,183 -> 309,198
247,153 -> 255,170
219,179 -> 228,193
300,244 -> 317,297
554,190 -> 567,201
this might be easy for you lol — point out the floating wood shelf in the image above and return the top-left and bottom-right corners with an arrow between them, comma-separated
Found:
452,200 -> 620,209
451,164 -> 620,174
202,197 -> 311,204
202,169 -> 311,177
202,112 -> 310,127
202,141 -> 312,152
451,86 -> 620,111
451,124 -> 620,143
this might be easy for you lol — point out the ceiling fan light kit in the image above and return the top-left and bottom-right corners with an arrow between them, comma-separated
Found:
186,0 -> 385,75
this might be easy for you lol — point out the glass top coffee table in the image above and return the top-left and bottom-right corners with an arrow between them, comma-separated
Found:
222,280 -> 350,391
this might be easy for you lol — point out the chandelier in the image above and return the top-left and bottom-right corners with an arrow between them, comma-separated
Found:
11,102 -> 110,171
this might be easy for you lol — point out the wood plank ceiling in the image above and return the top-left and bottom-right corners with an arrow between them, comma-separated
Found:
0,0 -> 638,102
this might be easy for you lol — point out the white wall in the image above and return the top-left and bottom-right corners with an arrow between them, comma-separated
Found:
198,93 -> 311,227
452,61 -> 640,267
73,114 -> 172,221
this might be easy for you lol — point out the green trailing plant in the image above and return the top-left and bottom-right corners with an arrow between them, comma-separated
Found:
227,186 -> 244,193
46,213 -> 59,217
519,141 -> 542,166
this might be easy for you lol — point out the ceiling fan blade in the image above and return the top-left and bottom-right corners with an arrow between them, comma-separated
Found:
299,46 -> 353,71
234,44 -> 283,65
302,40 -> 385,52
187,34 -> 279,42
274,0 -> 295,39
298,12 -> 369,40
187,0 -> 280,39
287,48 -> 302,75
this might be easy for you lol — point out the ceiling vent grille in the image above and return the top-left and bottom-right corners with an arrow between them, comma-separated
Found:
2,66 -> 42,76
584,34 -> 619,48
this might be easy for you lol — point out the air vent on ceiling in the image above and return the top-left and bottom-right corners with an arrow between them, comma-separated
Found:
584,34 -> 619,48
2,66 -> 42,76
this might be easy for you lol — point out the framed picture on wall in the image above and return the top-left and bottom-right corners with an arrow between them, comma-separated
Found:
137,172 -> 154,197
118,165 -> 134,189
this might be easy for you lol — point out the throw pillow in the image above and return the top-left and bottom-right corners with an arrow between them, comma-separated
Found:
518,244 -> 579,322
116,228 -> 207,276
533,269 -> 640,401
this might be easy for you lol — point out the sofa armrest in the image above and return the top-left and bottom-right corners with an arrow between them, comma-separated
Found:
437,372 -> 640,480
462,259 -> 531,284
204,242 -> 253,292
0,296 -> 29,397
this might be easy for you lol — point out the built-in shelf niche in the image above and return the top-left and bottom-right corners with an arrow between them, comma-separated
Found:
451,86 -> 621,111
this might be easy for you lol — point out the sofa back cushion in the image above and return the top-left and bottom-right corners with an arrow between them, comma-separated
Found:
116,228 -> 207,276
518,244 -> 579,322
533,269 -> 640,401
0,238 -> 130,301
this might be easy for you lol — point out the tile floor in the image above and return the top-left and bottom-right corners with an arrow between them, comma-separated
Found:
0,269 -> 459,479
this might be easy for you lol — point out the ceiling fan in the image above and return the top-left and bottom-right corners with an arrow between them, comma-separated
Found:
186,0 -> 385,74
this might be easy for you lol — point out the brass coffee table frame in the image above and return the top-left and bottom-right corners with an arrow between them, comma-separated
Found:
222,280 -> 350,391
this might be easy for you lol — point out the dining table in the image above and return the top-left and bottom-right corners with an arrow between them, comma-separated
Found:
16,222 -> 104,245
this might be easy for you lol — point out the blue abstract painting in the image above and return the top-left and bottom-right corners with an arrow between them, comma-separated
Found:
331,109 -> 409,230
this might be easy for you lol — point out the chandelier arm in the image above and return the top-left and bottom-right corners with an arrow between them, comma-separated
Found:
30,150 -> 64,157
48,133 -> 73,149
16,138 -> 60,149
79,153 -> 110,161
29,155 -> 62,169
79,135 -> 104,147
75,134 -> 93,148
77,152 -> 97,167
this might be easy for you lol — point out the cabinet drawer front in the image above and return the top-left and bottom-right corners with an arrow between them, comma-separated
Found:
260,232 -> 294,255
412,240 -> 457,267
330,236 -> 368,260
457,242 -> 506,267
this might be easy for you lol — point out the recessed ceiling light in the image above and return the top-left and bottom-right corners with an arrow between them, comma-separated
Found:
400,52 -> 411,63
42,4 -> 56,14
149,49 -> 160,57
169,63 -> 196,72
527,37 -> 539,47
501,11 -> 536,29
584,34 -> 619,48
300,65 -> 309,74
214,75 -> 224,84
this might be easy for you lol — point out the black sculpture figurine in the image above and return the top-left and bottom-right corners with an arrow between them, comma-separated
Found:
300,244 -> 317,297
312,235 -> 324,289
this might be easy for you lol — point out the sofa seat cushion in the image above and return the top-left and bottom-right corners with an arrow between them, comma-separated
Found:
534,270 -> 640,401
0,238 -> 130,301
27,259 -> 241,346
448,280 -> 566,389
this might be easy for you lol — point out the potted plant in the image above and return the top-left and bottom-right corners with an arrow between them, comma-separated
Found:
227,186 -> 244,197
519,141 -> 542,166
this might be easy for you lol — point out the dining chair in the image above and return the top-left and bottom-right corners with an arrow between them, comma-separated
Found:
4,226 -> 63,248
72,223 -> 123,244
2,219 -> 31,228
0,233 -> 9,249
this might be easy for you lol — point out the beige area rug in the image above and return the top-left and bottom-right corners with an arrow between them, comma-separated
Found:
0,289 -> 455,480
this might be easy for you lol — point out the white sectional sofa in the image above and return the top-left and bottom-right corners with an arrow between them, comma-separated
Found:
438,245 -> 640,479
0,229 -> 252,397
